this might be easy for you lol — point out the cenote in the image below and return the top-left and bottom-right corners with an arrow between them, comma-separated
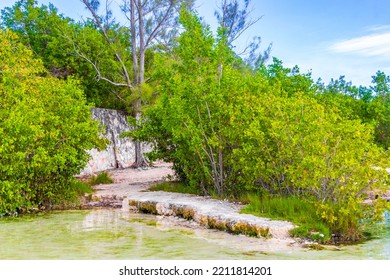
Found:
0,209 -> 389,259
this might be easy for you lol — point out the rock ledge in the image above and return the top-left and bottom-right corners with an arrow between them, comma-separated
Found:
128,191 -> 295,239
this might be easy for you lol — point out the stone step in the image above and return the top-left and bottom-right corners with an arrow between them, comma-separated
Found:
127,191 -> 295,239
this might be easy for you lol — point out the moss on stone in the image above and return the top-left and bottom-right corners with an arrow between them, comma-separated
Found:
198,215 -> 209,227
172,205 -> 195,220
228,222 -> 270,238
129,198 -> 273,239
207,217 -> 227,231
138,201 -> 158,214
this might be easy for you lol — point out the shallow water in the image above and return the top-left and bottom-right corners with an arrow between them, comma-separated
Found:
0,209 -> 389,259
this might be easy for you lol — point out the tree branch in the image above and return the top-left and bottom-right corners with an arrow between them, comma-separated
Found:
65,28 -> 131,89
82,0 -> 133,88
145,0 -> 175,48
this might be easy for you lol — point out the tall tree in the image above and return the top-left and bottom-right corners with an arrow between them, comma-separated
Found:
214,0 -> 271,68
81,0 -> 193,167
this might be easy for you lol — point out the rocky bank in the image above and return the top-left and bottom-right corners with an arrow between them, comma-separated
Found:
83,163 -> 296,241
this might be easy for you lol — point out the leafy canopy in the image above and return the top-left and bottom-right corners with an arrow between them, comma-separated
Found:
0,30 -> 104,213
129,8 -> 390,241
0,0 -> 128,109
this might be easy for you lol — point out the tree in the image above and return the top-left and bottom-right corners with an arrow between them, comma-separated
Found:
0,0 -> 126,109
263,57 -> 315,98
371,70 -> 390,96
128,8 -> 250,195
314,76 -> 367,121
313,72 -> 390,149
80,0 -> 193,167
368,71 -> 390,148
1,0 -> 73,77
130,9 -> 390,240
214,0 -> 271,68
0,30 -> 103,213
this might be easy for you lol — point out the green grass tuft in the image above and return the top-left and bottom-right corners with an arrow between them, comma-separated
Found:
241,193 -> 331,242
89,172 -> 114,186
148,181 -> 199,195
73,180 -> 94,195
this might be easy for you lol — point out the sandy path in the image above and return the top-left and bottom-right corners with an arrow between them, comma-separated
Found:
95,162 -> 174,196
83,162 -> 174,208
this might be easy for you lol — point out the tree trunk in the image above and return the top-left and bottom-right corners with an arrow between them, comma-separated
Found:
131,0 -> 146,167
138,0 -> 145,85
130,0 -> 138,86
82,0 -> 187,168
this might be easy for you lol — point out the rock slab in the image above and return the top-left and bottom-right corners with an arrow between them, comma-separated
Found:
128,191 -> 295,239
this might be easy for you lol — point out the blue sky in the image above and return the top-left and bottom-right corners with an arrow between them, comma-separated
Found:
1,0 -> 390,86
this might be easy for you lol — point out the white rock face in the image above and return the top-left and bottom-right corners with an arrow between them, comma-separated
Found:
80,108 -> 151,175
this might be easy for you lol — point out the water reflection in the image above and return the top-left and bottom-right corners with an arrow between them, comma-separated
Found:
0,209 -> 389,259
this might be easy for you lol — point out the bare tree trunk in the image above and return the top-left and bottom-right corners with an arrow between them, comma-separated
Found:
81,0 -> 189,168
137,0 -> 145,85
131,0 -> 147,167
133,137 -> 144,167
111,131 -> 120,168
130,0 -> 138,88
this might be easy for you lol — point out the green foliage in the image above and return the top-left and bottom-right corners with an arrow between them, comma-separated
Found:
0,30 -> 104,213
128,8 -> 390,242
242,194 -> 331,242
263,58 -> 315,98
88,172 -> 114,186
73,180 -> 94,195
315,73 -> 390,149
315,76 -> 367,120
129,8 -> 259,195
214,0 -> 271,68
68,21 -> 134,110
238,78 -> 389,241
367,71 -> 390,149
0,0 -> 128,110
148,181 -> 199,195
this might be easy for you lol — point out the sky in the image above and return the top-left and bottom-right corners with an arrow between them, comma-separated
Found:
1,0 -> 390,86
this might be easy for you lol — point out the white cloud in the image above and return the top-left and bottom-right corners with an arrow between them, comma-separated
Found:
365,25 -> 390,32
329,31 -> 390,59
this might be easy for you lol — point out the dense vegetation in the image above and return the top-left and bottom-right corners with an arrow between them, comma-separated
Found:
0,0 -> 130,110
129,9 -> 390,242
0,30 -> 104,213
1,1 -> 389,242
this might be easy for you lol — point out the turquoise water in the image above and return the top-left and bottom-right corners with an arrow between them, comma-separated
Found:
0,209 -> 389,259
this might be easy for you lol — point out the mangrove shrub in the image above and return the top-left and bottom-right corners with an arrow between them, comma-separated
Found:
129,9 -> 390,240
0,30 -> 103,213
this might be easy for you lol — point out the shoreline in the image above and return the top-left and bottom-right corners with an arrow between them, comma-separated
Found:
81,163 -> 298,242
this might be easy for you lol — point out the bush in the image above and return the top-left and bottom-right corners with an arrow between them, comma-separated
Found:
128,9 -> 390,241
0,30 -> 104,213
